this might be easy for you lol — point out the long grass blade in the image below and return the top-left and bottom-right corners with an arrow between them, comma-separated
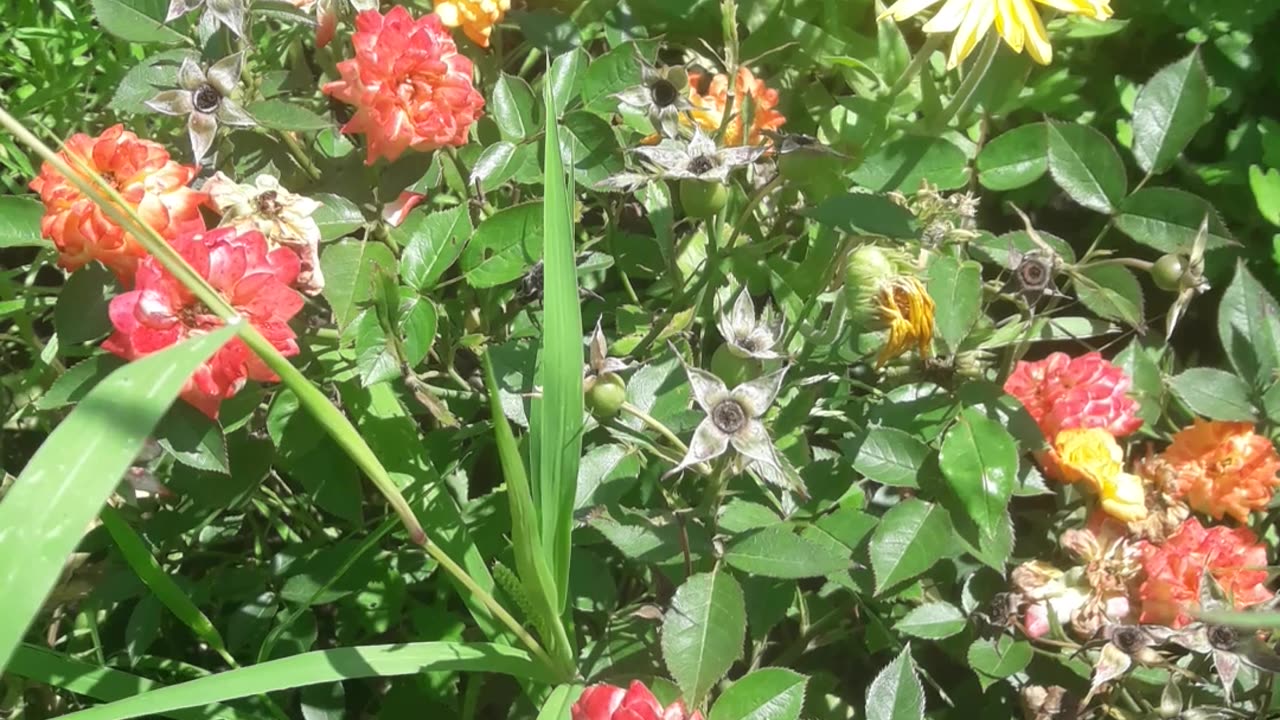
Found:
0,325 -> 236,671
534,62 -> 584,615
54,642 -> 553,720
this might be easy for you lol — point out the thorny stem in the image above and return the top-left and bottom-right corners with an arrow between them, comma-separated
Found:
0,105 -> 556,674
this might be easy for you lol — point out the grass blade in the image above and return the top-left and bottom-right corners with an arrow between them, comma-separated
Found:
535,62 -> 584,614
54,642 -> 553,720
0,325 -> 236,671
6,645 -> 238,720
536,684 -> 584,719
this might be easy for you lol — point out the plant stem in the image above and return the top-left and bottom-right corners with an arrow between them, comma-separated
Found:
1075,257 -> 1154,273
932,33 -> 1000,132
620,402 -> 688,453
885,33 -> 945,101
275,129 -> 323,182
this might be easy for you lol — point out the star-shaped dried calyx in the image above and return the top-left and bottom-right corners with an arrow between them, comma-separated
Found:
145,53 -> 255,163
1161,214 -> 1212,340
584,319 -> 632,390
600,128 -> 765,192
717,291 -> 785,361
664,356 -> 787,483
1005,205 -> 1067,306
165,0 -> 246,37
613,62 -> 695,138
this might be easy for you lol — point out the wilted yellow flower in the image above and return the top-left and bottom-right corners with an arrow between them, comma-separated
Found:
880,0 -> 1114,69
435,0 -> 510,48
875,276 -> 935,367
1054,429 -> 1148,522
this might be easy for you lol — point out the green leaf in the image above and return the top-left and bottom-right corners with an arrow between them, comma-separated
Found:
352,310 -> 401,387
661,569 -> 747,707
939,408 -> 1017,539
0,325 -> 235,669
537,685 -> 583,720
850,134 -> 969,192
461,201 -> 544,288
99,506 -> 230,656
894,602 -> 967,640
869,499 -> 952,594
561,111 -> 624,186
803,192 -> 918,239
1250,165 -> 1280,226
708,668 -> 807,720
54,263 -> 117,345
1132,51 -> 1210,175
109,50 -> 197,115
1074,264 -> 1144,328
1047,121 -> 1127,214
53,643 -> 552,720
319,239 -> 397,331
247,100 -> 333,132
1168,368 -> 1258,422
37,355 -> 127,409
580,42 -> 643,113
0,195 -> 45,248
399,297 -> 437,368
1217,261 -> 1280,384
973,228 -> 1076,266
846,426 -> 928,488
1115,340 -> 1165,427
6,645 -> 236,720
977,123 -> 1048,191
155,402 -> 229,473
267,389 -> 363,526
311,193 -> 365,242
534,85 -> 583,618
927,257 -> 982,352
1115,188 -> 1234,253
967,636 -> 1032,690
548,49 -> 588,115
724,525 -> 851,579
90,0 -> 186,44
493,74 -> 538,141
470,141 -> 523,190
865,646 -> 924,720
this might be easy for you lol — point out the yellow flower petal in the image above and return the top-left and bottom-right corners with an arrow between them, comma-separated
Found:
881,0 -> 946,21
924,0 -> 974,34
946,0 -> 996,69
1101,472 -> 1149,522
1011,0 -> 1053,64
994,0 -> 1025,53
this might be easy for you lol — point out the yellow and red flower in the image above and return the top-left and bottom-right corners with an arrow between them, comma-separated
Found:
1004,352 -> 1143,441
686,67 -> 785,147
102,227 -> 303,418
1157,420 -> 1280,524
322,6 -> 485,164
29,124 -> 205,283
572,682 -> 703,720
1053,428 -> 1148,523
434,0 -> 510,48
1138,517 -> 1272,628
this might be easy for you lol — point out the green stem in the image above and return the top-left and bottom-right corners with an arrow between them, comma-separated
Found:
932,33 -> 1000,131
1075,257 -> 1154,273
620,401 -> 689,454
885,33 -> 945,101
275,129 -> 323,182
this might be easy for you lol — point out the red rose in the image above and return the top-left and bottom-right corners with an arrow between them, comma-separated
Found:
572,682 -> 703,720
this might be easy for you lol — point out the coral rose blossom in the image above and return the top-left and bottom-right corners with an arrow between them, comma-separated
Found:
1138,517 -> 1272,628
102,227 -> 303,418
1003,351 -> 1142,440
686,67 -> 785,147
1160,420 -> 1280,524
29,124 -> 205,282
322,6 -> 485,164
572,682 -> 703,720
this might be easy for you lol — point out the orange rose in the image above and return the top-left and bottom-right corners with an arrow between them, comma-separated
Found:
28,124 -> 205,283
1161,420 -> 1280,524
686,67 -> 785,147
1138,517 -> 1272,627
434,0 -> 510,48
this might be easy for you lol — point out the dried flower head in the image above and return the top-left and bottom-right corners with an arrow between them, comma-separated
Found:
665,357 -> 787,481
145,53 -> 255,164
584,319 -> 631,391
633,128 -> 765,183
1138,517 -> 1272,628
1158,420 -> 1280,524
614,63 -> 694,138
165,0 -> 246,37
28,125 -> 205,282
875,276 -> 936,368
322,7 -> 485,164
686,66 -> 786,147
717,291 -> 785,361
204,173 -> 325,295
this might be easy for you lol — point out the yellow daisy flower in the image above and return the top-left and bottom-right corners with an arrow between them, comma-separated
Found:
880,0 -> 1114,69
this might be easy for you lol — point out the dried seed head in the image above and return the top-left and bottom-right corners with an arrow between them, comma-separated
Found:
711,399 -> 747,434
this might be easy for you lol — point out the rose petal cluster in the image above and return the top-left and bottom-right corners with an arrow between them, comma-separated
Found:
103,227 -> 303,418
322,6 -> 485,164
686,67 -> 785,147
1004,352 -> 1143,441
572,682 -> 702,720
29,124 -> 205,282
1053,428 -> 1147,522
1138,517 -> 1272,628
1157,420 -> 1280,524
204,172 -> 325,295
434,0 -> 510,48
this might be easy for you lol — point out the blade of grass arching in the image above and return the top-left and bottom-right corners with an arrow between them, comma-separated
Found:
536,684 -> 583,720
53,642 -> 554,720
535,69 -> 584,615
97,507 -> 233,664
482,352 -> 575,679
6,645 -> 239,720
0,105 -> 425,547
0,325 -> 236,671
